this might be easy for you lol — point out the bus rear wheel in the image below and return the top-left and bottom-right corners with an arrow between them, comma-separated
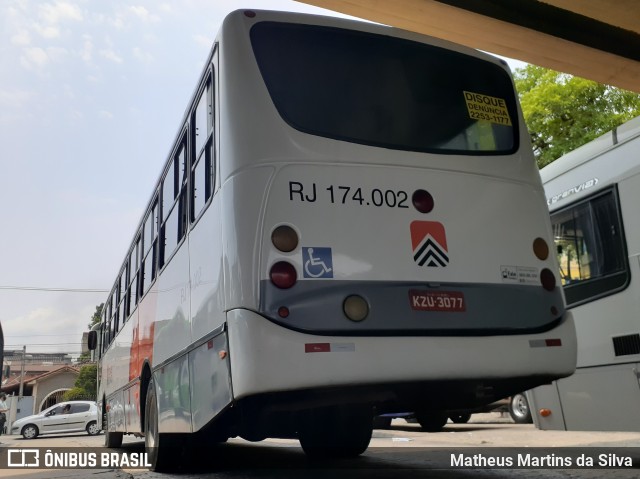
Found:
449,413 -> 472,424
298,406 -> 372,459
415,411 -> 448,432
145,378 -> 182,472
103,402 -> 123,448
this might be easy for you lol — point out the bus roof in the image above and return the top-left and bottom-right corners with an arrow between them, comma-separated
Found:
540,115 -> 640,208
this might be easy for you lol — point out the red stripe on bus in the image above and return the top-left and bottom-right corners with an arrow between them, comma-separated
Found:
305,343 -> 331,353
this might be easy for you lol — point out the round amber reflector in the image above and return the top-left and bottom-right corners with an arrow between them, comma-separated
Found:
270,262 -> 297,289
412,189 -> 434,214
271,225 -> 299,252
540,409 -> 552,417
533,237 -> 549,260
343,295 -> 369,322
540,268 -> 556,291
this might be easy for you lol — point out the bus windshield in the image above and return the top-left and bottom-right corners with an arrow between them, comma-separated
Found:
251,22 -> 518,155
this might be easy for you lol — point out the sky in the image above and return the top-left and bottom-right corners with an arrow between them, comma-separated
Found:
0,0 -> 526,356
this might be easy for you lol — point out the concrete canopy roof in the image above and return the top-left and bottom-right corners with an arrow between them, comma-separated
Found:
300,0 -> 640,92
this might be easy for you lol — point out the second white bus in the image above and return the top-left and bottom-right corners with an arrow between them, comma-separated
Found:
530,116 -> 640,431
89,9 -> 576,470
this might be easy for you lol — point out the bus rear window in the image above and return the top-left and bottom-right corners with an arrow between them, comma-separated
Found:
251,22 -> 518,155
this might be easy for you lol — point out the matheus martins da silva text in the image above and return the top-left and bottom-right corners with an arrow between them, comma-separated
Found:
451,453 -> 633,468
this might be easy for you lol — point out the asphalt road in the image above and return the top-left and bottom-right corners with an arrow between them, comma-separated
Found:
2,413 -> 640,479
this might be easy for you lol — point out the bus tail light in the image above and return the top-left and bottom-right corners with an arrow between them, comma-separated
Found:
533,237 -> 549,260
270,261 -> 297,289
540,268 -> 556,291
343,295 -> 369,322
272,225 -> 299,252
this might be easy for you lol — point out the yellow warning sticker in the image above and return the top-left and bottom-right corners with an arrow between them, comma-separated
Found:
463,91 -> 512,126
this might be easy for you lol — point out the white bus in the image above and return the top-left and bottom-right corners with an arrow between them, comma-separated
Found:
88,9 -> 576,470
529,116 -> 640,431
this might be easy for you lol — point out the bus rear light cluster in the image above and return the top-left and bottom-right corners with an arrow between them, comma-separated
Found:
540,268 -> 556,291
343,295 -> 369,322
272,225 -> 299,252
533,237 -> 549,260
270,261 -> 297,289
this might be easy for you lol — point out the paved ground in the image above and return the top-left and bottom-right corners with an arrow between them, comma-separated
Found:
2,413 -> 640,478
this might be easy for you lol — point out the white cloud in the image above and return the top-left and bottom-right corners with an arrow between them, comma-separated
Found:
20,47 -> 50,70
129,5 -> 160,23
99,110 -> 114,119
0,88 -> 34,109
193,34 -> 212,49
46,46 -> 69,62
132,46 -> 153,63
80,35 -> 93,63
100,48 -> 123,64
10,30 -> 31,46
0,89 -> 35,125
33,22 -> 61,39
39,1 -> 83,24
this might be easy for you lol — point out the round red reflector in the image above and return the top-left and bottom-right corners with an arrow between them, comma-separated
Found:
244,10 -> 256,18
270,262 -> 297,289
412,189 -> 434,213
540,268 -> 556,291
278,306 -> 290,318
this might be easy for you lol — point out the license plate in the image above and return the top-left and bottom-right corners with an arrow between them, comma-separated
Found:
409,290 -> 466,312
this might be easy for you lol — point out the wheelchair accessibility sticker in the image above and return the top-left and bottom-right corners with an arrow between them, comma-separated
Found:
303,247 -> 333,278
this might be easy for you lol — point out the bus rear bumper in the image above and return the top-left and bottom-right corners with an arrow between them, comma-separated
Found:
226,309 -> 577,404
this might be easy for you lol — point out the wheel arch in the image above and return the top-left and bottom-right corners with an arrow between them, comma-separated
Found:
139,361 -> 152,432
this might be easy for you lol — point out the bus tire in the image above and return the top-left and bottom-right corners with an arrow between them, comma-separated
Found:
145,378 -> 179,472
449,413 -> 472,424
299,406 -> 372,458
415,411 -> 448,432
509,393 -> 533,424
103,405 -> 123,448
373,416 -> 392,429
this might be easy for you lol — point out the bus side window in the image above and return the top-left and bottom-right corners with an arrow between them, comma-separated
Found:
101,309 -> 108,353
191,75 -> 214,222
141,199 -> 158,294
551,187 -> 628,306
112,301 -> 119,338
128,236 -> 141,310
160,138 -> 184,267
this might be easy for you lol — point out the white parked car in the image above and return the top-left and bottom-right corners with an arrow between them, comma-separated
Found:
11,400 -> 101,439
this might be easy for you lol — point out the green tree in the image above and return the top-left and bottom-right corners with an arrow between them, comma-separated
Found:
88,303 -> 104,329
63,364 -> 97,401
513,65 -> 640,168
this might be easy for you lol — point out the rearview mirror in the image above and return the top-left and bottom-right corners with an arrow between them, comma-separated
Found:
87,330 -> 98,351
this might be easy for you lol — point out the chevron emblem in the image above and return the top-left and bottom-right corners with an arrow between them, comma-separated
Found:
410,221 -> 449,267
